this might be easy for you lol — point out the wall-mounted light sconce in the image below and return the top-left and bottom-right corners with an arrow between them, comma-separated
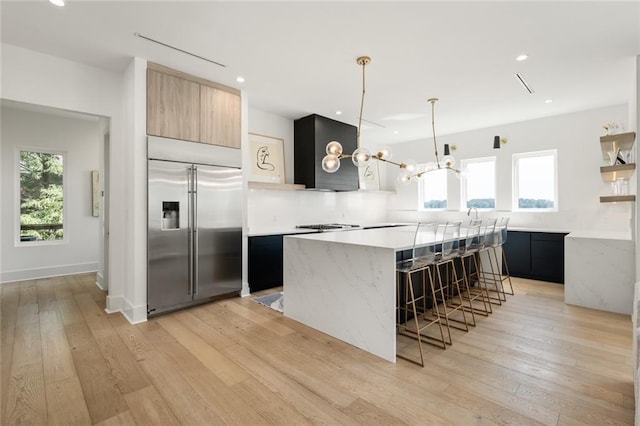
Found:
493,136 -> 508,149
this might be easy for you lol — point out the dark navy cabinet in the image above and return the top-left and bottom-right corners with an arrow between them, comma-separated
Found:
248,235 -> 284,293
502,230 -> 568,284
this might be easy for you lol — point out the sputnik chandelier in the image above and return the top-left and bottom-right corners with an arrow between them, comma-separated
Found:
321,55 -> 460,184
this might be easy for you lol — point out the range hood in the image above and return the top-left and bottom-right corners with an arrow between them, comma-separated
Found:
294,114 -> 358,191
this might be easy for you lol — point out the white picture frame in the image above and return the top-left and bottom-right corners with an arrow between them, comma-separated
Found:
358,160 -> 380,190
248,133 -> 286,184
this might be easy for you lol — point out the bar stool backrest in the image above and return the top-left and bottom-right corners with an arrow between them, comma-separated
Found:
463,219 -> 483,253
412,222 -> 438,264
481,218 -> 498,248
498,217 -> 510,245
439,221 -> 462,259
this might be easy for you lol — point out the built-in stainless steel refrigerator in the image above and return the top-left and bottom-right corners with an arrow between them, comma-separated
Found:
147,136 -> 242,317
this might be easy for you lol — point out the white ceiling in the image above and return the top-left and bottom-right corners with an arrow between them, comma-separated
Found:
1,1 -> 639,145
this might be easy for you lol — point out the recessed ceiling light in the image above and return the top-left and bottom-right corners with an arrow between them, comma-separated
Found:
49,0 -> 65,6
393,130 -> 399,135
545,99 -> 553,104
516,54 -> 528,61
336,110 -> 342,115
236,76 -> 245,83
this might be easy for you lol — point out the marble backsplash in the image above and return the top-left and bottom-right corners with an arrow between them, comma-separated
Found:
247,188 -> 391,229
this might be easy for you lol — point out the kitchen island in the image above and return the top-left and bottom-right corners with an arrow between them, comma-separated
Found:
564,230 -> 634,314
283,226 -> 425,363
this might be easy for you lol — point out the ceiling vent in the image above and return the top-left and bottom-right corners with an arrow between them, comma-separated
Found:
514,72 -> 535,94
134,32 -> 226,68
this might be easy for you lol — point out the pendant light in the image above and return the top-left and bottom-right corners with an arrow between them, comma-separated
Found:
322,56 -> 398,174
321,56 -> 459,186
398,98 -> 460,184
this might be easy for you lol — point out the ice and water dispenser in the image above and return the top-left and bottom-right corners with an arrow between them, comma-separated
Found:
161,201 -> 180,230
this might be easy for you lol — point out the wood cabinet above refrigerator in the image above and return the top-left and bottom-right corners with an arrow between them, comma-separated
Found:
146,62 -> 241,149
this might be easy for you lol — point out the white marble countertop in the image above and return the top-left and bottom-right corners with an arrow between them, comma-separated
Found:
566,230 -> 632,241
247,227 -> 320,237
508,227 -> 570,233
247,222 -> 413,237
286,226 -> 434,250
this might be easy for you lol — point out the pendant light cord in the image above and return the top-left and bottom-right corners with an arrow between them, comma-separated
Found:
430,99 -> 441,168
357,60 -> 366,150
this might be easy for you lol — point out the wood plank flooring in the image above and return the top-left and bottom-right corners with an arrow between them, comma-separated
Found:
0,273 -> 635,425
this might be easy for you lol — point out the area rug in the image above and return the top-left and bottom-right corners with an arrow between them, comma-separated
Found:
253,292 -> 283,313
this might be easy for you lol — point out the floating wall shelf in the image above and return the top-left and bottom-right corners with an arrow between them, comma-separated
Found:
600,163 -> 636,182
600,195 -> 636,203
248,182 -> 306,190
600,131 -> 636,161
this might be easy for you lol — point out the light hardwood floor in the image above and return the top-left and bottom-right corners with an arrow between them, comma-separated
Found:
1,273 -> 634,425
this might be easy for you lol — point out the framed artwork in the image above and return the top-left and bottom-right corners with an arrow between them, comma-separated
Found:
248,133 -> 285,184
358,160 -> 380,190
91,170 -> 100,217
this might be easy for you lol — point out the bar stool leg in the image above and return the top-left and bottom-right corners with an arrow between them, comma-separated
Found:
502,248 -> 515,295
434,259 -> 470,336
459,253 -> 491,317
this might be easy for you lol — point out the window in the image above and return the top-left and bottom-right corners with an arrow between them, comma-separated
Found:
513,150 -> 557,211
460,157 -> 496,209
18,149 -> 65,242
418,168 -> 447,210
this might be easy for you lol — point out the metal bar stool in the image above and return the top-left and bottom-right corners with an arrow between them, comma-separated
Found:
477,218 -> 505,305
396,223 -> 446,367
430,221 -> 470,345
497,217 -> 515,295
453,219 -> 492,318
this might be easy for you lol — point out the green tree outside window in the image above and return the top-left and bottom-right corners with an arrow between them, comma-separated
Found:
20,151 -> 64,241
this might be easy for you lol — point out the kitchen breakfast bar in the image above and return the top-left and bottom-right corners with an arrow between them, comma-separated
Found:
283,225 -> 479,363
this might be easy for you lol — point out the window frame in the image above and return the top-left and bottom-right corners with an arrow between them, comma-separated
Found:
460,156 -> 497,211
512,150 -> 558,212
417,166 -> 448,211
15,146 -> 68,246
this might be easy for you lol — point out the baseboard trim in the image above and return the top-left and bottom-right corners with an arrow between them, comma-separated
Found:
122,297 -> 147,324
106,295 -> 146,324
1,262 -> 99,284
96,272 -> 107,291
105,294 -> 123,314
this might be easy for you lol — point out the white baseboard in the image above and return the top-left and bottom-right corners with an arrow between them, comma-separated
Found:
96,272 -> 107,290
105,294 -> 146,324
0,262 -> 99,284
241,281 -> 250,297
105,294 -> 123,313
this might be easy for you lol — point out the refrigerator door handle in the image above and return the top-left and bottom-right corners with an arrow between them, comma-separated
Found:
187,166 -> 193,295
193,165 -> 199,296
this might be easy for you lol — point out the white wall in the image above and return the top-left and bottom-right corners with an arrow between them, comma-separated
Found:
383,104 -> 632,234
248,108 -> 295,184
0,44 -> 130,318
0,106 -> 101,282
120,57 -> 148,323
